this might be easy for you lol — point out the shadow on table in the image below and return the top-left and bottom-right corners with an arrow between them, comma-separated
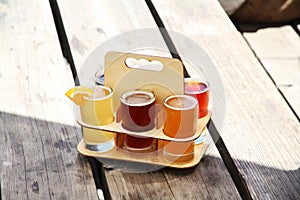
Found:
0,111 -> 93,199
232,20 -> 300,33
100,148 -> 299,199
0,111 -> 299,199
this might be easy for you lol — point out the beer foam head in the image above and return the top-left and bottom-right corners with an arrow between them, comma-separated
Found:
94,87 -> 110,98
85,85 -> 112,100
121,90 -> 155,106
184,81 -> 209,94
164,95 -> 198,110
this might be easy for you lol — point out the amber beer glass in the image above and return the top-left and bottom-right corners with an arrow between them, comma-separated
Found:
163,94 -> 198,161
119,90 -> 155,152
184,79 -> 209,118
80,85 -> 115,152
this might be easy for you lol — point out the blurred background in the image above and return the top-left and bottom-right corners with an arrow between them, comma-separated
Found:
219,0 -> 300,25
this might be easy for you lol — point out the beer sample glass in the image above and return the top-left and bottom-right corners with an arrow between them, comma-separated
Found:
184,79 -> 210,118
80,85 -> 115,152
163,94 -> 198,161
119,90 -> 156,152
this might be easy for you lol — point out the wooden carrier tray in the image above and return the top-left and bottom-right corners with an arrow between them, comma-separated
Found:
77,112 -> 211,168
77,111 -> 211,142
76,52 -> 212,168
77,129 -> 210,169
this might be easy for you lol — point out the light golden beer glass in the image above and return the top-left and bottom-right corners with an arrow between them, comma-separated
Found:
80,85 -> 115,152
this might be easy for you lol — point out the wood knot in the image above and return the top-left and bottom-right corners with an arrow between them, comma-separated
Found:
31,180 -> 39,193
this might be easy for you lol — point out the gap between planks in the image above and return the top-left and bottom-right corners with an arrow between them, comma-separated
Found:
240,33 -> 300,122
150,0 -> 300,199
48,0 -> 111,199
237,24 -> 300,122
0,0 -> 97,199
145,0 -> 252,199
53,0 -> 242,199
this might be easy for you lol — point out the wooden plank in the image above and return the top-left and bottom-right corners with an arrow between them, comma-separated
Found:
152,0 -> 300,199
260,58 -> 300,117
57,0 -> 170,87
243,26 -> 300,58
243,26 -> 300,118
0,0 -> 97,199
57,0 -> 241,199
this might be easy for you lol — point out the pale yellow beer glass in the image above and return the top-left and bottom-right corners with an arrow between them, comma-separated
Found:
80,85 -> 115,152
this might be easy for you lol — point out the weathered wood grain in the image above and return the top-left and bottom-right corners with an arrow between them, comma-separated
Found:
57,0 -> 170,87
0,0 -> 97,199
242,26 -> 300,118
152,0 -> 300,199
260,58 -> 300,117
243,26 -> 300,58
57,0 -> 240,199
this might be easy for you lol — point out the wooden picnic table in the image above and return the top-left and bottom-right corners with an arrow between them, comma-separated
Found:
1,0 -> 299,199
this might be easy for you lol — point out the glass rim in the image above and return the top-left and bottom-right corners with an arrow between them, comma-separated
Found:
163,94 -> 198,111
184,78 -> 210,94
94,71 -> 105,85
84,85 -> 113,101
120,90 -> 155,107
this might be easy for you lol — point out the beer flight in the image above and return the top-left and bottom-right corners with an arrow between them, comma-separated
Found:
66,79 -> 210,163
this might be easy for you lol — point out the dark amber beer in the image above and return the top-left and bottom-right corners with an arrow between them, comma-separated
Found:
119,90 -> 155,151
184,79 -> 209,118
124,135 -> 154,150
120,90 -> 155,132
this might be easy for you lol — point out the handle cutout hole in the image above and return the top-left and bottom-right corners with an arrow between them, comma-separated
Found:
125,57 -> 163,71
